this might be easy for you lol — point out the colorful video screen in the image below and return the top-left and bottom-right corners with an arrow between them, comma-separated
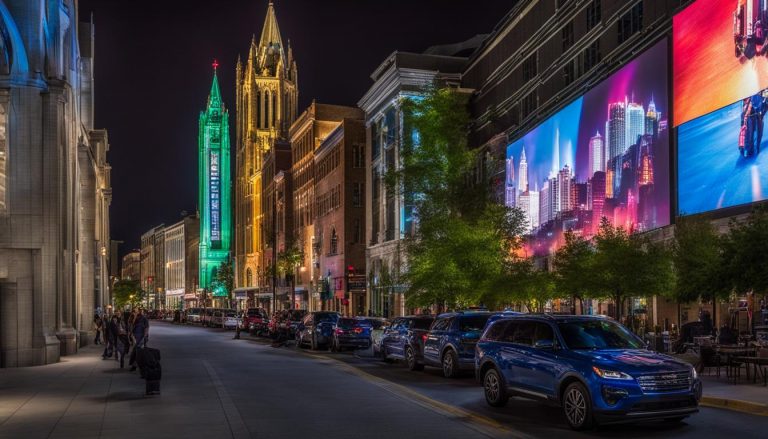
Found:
504,40 -> 670,256
674,0 -> 768,126
678,87 -> 768,215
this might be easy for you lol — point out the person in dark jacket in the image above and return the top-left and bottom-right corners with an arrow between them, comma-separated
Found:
129,309 -> 150,372
102,313 -> 116,359
93,315 -> 103,345
114,315 -> 130,368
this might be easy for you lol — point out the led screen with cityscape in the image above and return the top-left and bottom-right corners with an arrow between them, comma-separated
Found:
674,0 -> 768,127
504,39 -> 670,256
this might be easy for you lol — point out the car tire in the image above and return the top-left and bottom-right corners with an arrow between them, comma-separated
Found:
311,334 -> 318,350
406,346 -> 423,371
563,382 -> 594,431
381,346 -> 394,363
483,368 -> 508,407
442,349 -> 459,378
330,338 -> 339,352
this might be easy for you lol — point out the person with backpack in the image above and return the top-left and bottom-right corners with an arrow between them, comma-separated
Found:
129,309 -> 149,372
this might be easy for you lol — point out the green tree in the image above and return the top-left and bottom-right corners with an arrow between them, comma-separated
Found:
112,279 -> 143,310
722,207 -> 768,296
553,230 -> 595,314
671,215 -> 727,326
393,87 -> 527,309
278,246 -> 304,309
592,218 -> 674,322
214,259 -> 235,304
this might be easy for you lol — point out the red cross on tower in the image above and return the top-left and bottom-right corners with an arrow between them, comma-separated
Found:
212,59 -> 219,71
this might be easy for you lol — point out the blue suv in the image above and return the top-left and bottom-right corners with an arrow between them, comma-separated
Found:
475,315 -> 701,430
423,311 -> 492,378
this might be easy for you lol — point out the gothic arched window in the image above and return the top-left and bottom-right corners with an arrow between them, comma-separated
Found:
246,268 -> 253,287
265,90 -> 271,129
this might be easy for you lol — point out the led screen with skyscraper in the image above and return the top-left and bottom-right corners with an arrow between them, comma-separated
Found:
504,39 -> 670,256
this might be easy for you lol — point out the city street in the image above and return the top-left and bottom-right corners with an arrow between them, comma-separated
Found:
2,322 -> 767,439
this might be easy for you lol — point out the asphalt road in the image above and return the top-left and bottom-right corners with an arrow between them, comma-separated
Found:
7,321 -> 761,439
154,321 -> 768,439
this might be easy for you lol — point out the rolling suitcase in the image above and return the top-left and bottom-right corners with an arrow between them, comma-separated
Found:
141,347 -> 162,395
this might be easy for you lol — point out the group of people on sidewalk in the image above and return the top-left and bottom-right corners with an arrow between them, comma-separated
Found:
93,309 -> 150,370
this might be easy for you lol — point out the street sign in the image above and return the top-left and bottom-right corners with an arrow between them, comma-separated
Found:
347,275 -> 366,291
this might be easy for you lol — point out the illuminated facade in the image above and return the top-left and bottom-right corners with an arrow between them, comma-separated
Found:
234,1 -> 298,290
199,64 -> 232,292
0,1 -> 112,366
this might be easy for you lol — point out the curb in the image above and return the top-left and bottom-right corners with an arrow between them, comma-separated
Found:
700,396 -> 768,416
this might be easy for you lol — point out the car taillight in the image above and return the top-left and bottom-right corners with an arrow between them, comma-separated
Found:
335,328 -> 345,335
353,327 -> 363,334
422,334 -> 427,343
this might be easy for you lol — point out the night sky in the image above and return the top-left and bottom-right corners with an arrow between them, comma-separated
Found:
77,0 -> 515,258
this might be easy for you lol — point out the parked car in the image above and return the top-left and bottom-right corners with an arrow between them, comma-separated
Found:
475,315 -> 701,431
296,311 -> 340,350
268,310 -> 307,339
367,318 -> 391,357
222,311 -> 240,330
211,309 -> 236,328
423,311 -> 492,378
287,310 -> 308,337
330,318 -> 373,351
201,308 -> 215,327
245,307 -> 269,335
186,308 -> 202,324
380,315 -> 435,370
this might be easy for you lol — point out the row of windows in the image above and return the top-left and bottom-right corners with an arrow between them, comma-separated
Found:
316,184 -> 341,218
351,144 -> 365,168
292,129 -> 314,166
316,145 -> 340,182
371,107 -> 397,160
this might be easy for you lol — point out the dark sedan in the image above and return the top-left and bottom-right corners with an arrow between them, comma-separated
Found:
380,315 -> 435,371
296,311 -> 340,350
330,318 -> 373,351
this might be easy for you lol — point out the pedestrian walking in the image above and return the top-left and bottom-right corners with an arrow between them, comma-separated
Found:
93,314 -> 103,345
129,309 -> 149,372
114,315 -> 130,368
102,313 -> 116,359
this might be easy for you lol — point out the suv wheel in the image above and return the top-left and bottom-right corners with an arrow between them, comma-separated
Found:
483,368 -> 508,407
310,334 -> 318,350
442,349 -> 459,378
330,338 -> 339,352
406,346 -> 423,371
563,382 -> 594,431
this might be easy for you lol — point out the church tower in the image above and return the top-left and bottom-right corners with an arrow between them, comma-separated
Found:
234,1 -> 298,289
199,62 -> 232,294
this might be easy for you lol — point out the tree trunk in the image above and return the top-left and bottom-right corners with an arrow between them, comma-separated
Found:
614,294 -> 623,322
712,297 -> 717,335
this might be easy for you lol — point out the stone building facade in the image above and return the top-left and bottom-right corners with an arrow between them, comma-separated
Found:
121,251 -> 141,281
234,1 -> 298,292
163,215 -> 199,310
358,52 -> 465,318
0,0 -> 112,367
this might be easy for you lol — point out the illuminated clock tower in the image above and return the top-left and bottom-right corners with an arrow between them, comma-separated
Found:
199,61 -> 232,291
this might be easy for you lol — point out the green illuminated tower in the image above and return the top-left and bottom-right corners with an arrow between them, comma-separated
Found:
199,61 -> 232,294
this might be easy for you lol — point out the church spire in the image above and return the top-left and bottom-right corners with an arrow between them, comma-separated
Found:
259,1 -> 283,50
208,59 -> 222,108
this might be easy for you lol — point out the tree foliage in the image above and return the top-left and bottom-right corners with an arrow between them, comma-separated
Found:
394,87 -> 527,309
553,230 -> 595,307
113,279 -> 143,309
591,218 -> 674,320
671,215 -> 727,304
214,259 -> 235,299
722,207 -> 768,296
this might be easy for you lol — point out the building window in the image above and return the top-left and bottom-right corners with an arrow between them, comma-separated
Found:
582,40 -> 601,74
352,182 -> 363,208
0,101 -> 7,214
563,59 -> 576,85
521,90 -> 538,119
562,21 -> 574,52
586,0 -> 601,31
618,2 -> 643,44
384,108 -> 396,146
353,144 -> 365,168
371,122 -> 380,160
330,227 -> 338,255
353,218 -> 361,244
522,52 -> 538,82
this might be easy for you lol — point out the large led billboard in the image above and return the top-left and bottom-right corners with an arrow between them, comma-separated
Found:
674,0 -> 768,126
675,0 -> 768,215
504,40 -> 669,256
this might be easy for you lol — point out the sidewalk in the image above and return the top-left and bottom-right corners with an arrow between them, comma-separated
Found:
700,375 -> 768,416
0,344 -> 235,439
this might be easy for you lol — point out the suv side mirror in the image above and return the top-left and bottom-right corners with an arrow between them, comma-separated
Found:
534,339 -> 555,350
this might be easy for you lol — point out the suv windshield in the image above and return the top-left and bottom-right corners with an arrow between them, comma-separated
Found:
459,315 -> 491,332
338,318 -> 371,329
558,319 -> 644,350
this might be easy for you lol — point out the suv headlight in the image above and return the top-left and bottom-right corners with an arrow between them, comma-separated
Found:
691,366 -> 698,380
593,366 -> 633,380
